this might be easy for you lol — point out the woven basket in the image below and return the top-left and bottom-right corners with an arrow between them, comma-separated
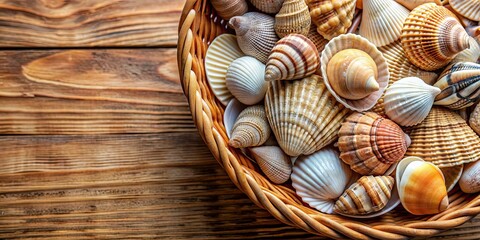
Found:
177,0 -> 480,238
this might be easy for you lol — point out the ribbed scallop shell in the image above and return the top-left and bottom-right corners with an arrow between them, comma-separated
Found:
265,34 -> 319,81
274,0 -> 311,38
406,107 -> 480,167
452,37 -> 480,64
229,12 -> 278,63
205,34 -> 245,106
334,176 -> 394,215
265,75 -> 350,157
226,56 -> 268,105
306,0 -> 356,40
338,112 -> 411,175
320,34 -> 389,112
441,165 -> 464,192
470,103 -> 480,135
459,161 -> 480,193
359,0 -> 409,47
210,0 -> 248,20
249,0 -> 285,14
291,147 -> 354,214
229,105 -> 271,148
450,0 -> 480,21
395,0 -> 440,10
250,146 -> 292,184
434,62 -> 480,110
401,3 -> 471,71
384,77 -> 441,127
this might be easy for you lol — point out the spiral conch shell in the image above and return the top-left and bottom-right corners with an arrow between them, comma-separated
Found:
229,12 -> 278,63
210,0 -> 248,20
229,105 -> 271,148
401,3 -> 471,71
449,0 -> 480,21
265,34 -> 319,81
226,56 -> 268,105
470,103 -> 480,135
274,0 -> 311,38
306,0 -> 356,40
250,146 -> 292,184
249,0 -> 285,14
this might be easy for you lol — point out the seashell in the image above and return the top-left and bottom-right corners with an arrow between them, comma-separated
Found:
384,77 -> 441,127
334,176 -> 394,215
229,105 -> 271,148
359,0 -> 410,47
249,146 -> 292,184
467,26 -> 480,41
470,103 -> 480,135
205,34 -> 245,106
321,34 -> 389,111
210,0 -> 248,20
249,0 -> 285,14
445,5 -> 479,28
274,0 -> 311,38
224,99 -> 246,139
406,107 -> 480,167
306,25 -> 329,54
229,12 -> 278,63
338,112 -> 411,175
265,34 -> 319,81
452,37 -> 480,64
226,56 -> 268,105
401,3 -> 471,71
291,147 -> 354,214
434,62 -> 480,110
459,160 -> 480,193
265,74 -> 350,156
396,157 -> 449,215
395,0 -> 441,10
441,165 -> 464,192
306,0 -> 356,40
449,0 -> 480,21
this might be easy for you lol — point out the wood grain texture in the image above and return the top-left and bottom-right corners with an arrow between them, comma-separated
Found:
0,0 -> 184,47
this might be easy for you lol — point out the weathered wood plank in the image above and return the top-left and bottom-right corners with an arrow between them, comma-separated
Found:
0,0 -> 184,47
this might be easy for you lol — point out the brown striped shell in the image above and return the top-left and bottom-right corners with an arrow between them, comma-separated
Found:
249,0 -> 285,14
274,0 -> 311,38
210,0 -> 248,20
249,146 -> 292,184
306,0 -> 356,40
229,105 -> 271,148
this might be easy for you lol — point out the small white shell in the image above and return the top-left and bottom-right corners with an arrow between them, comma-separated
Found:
459,161 -> 480,193
250,146 -> 292,184
224,99 -> 247,138
226,56 -> 268,105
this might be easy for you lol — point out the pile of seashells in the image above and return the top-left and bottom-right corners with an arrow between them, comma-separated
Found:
204,0 -> 480,218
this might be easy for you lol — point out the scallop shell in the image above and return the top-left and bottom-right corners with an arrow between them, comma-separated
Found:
450,0 -> 480,21
452,37 -> 480,64
384,77 -> 441,127
229,12 -> 278,63
274,0 -> 311,38
406,106 -> 480,167
434,62 -> 480,110
338,112 -> 411,175
265,74 -> 350,156
210,0 -> 248,20
320,34 -> 389,112
226,56 -> 268,105
395,0 -> 441,10
470,103 -> 480,135
306,0 -> 356,40
205,34 -> 245,106
359,0 -> 410,47
396,157 -> 449,215
265,34 -> 319,81
250,146 -> 292,184
291,147 -> 354,214
249,0 -> 285,14
229,105 -> 271,148
401,3 -> 471,71
459,160 -> 480,193
441,165 -> 464,192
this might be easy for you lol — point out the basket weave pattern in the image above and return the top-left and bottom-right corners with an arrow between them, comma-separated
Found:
177,0 -> 480,238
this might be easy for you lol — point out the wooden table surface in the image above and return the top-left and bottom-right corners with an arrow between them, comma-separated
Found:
0,0 -> 479,239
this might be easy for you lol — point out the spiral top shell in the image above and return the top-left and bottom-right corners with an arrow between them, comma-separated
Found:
306,0 -> 356,40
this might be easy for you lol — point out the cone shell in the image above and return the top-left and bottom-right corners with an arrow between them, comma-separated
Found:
450,0 -> 480,21
274,0 -> 311,38
205,34 -> 245,106
265,34 -> 319,81
359,0 -> 409,47
441,165 -> 464,192
306,0 -> 356,40
320,34 -> 389,111
291,147 -> 354,214
452,37 -> 480,64
401,3 -> 471,71
470,104 -> 480,135
226,56 -> 268,105
249,0 -> 285,14
434,62 -> 480,110
210,0 -> 248,20
384,77 -> 441,127
229,12 -> 278,63
229,105 -> 271,148
395,0 -> 441,10
250,146 -> 292,184
338,112 -> 411,175
265,75 -> 350,156
459,160 -> 480,193
406,107 -> 480,167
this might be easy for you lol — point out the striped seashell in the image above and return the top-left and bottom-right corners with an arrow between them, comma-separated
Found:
459,161 -> 480,193
470,102 -> 480,135
229,105 -> 271,148
441,164 -> 464,192
449,0 -> 480,21
250,146 -> 292,184
401,3 -> 471,71
249,0 -> 285,14
452,37 -> 480,64
306,0 -> 356,40
265,34 -> 319,81
434,62 -> 480,110
226,56 -> 268,105
229,12 -> 278,63
274,0 -> 311,38
395,0 -> 441,10
210,0 -> 248,20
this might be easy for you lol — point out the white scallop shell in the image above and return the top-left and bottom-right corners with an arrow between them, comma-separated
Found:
205,34 -> 245,105
226,56 -> 268,105
450,0 -> 480,21
384,77 -> 441,127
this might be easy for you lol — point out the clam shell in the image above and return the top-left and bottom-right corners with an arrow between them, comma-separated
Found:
459,160 -> 480,193
226,56 -> 268,105
205,34 -> 245,106
249,0 -> 285,14
450,0 -> 480,21
250,146 -> 292,184
434,62 -> 480,110
274,0 -> 311,38
401,3 -> 471,71
384,77 -> 441,127
338,112 -> 411,175
470,103 -> 480,135
321,34 -> 389,111
229,12 -> 278,63
406,107 -> 480,167
265,75 -> 350,156
452,37 -> 480,64
229,105 -> 271,148
395,0 -> 441,10
291,147 -> 354,214
306,0 -> 356,40
441,165 -> 464,192
210,0 -> 248,20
